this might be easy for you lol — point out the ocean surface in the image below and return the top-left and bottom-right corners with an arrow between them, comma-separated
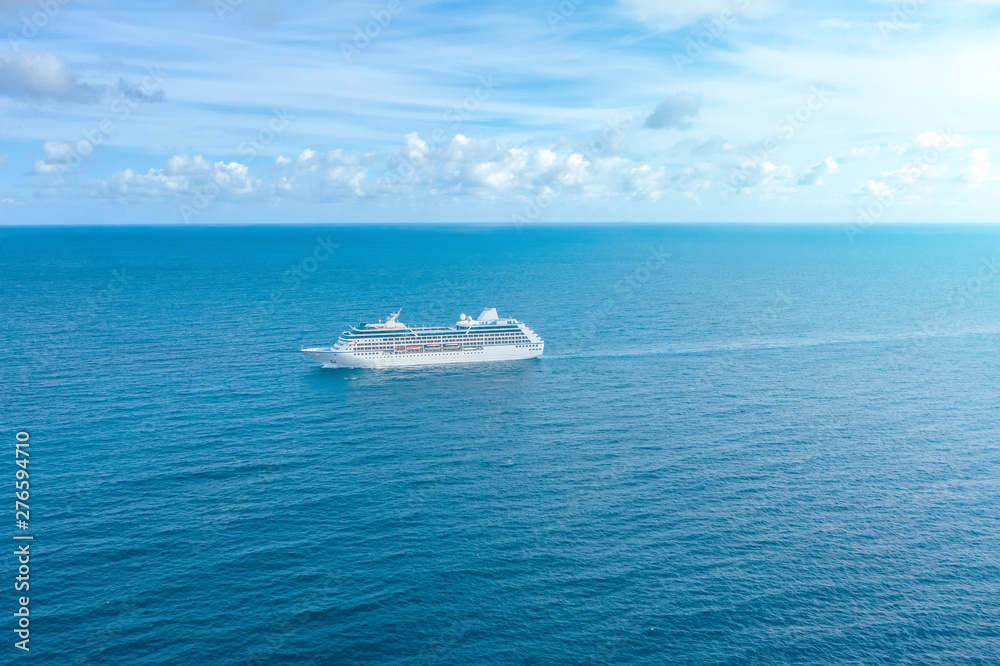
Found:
2,224 -> 999,665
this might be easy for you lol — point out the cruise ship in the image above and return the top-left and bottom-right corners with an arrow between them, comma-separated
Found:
302,308 -> 544,368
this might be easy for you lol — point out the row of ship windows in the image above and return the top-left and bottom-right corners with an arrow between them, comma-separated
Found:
350,332 -> 523,339
354,351 -> 487,356
347,330 -> 522,340
352,346 -> 538,356
350,326 -> 521,332
353,335 -> 529,349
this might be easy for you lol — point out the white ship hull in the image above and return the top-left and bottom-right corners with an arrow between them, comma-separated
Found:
302,307 -> 544,370
302,342 -> 543,369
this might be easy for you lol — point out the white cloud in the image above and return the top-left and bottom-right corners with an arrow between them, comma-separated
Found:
855,141 -> 951,200
798,157 -> 839,186
850,145 -> 881,159
325,164 -> 368,195
858,180 -> 893,198
33,161 -> 66,175
845,135 -> 965,182
42,141 -> 78,163
403,133 -> 430,164
882,163 -> 928,186
90,124 -> 992,214
958,148 -> 994,185
164,154 -> 214,175
723,159 -> 796,199
269,133 -> 678,202
273,148 -> 374,195
106,155 -> 257,197
378,133 -> 673,199
274,149 -> 316,171
645,92 -> 701,130
107,168 -> 189,196
0,52 -> 103,103
32,140 -> 96,175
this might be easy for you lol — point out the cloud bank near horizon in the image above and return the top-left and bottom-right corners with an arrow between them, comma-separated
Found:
2,0 -> 1000,223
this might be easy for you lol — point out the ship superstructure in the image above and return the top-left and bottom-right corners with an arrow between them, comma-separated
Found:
302,308 -> 544,368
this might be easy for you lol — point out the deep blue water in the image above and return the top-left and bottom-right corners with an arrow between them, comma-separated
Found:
2,225 -> 1000,665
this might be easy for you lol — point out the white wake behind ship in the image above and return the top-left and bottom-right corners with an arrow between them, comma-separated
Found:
302,307 -> 544,368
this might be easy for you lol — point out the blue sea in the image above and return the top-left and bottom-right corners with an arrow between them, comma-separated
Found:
2,225 -> 999,665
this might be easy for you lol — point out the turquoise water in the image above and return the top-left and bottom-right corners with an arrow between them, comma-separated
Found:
2,225 -> 999,664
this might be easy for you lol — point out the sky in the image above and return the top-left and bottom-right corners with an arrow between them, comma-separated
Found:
1,0 -> 999,224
